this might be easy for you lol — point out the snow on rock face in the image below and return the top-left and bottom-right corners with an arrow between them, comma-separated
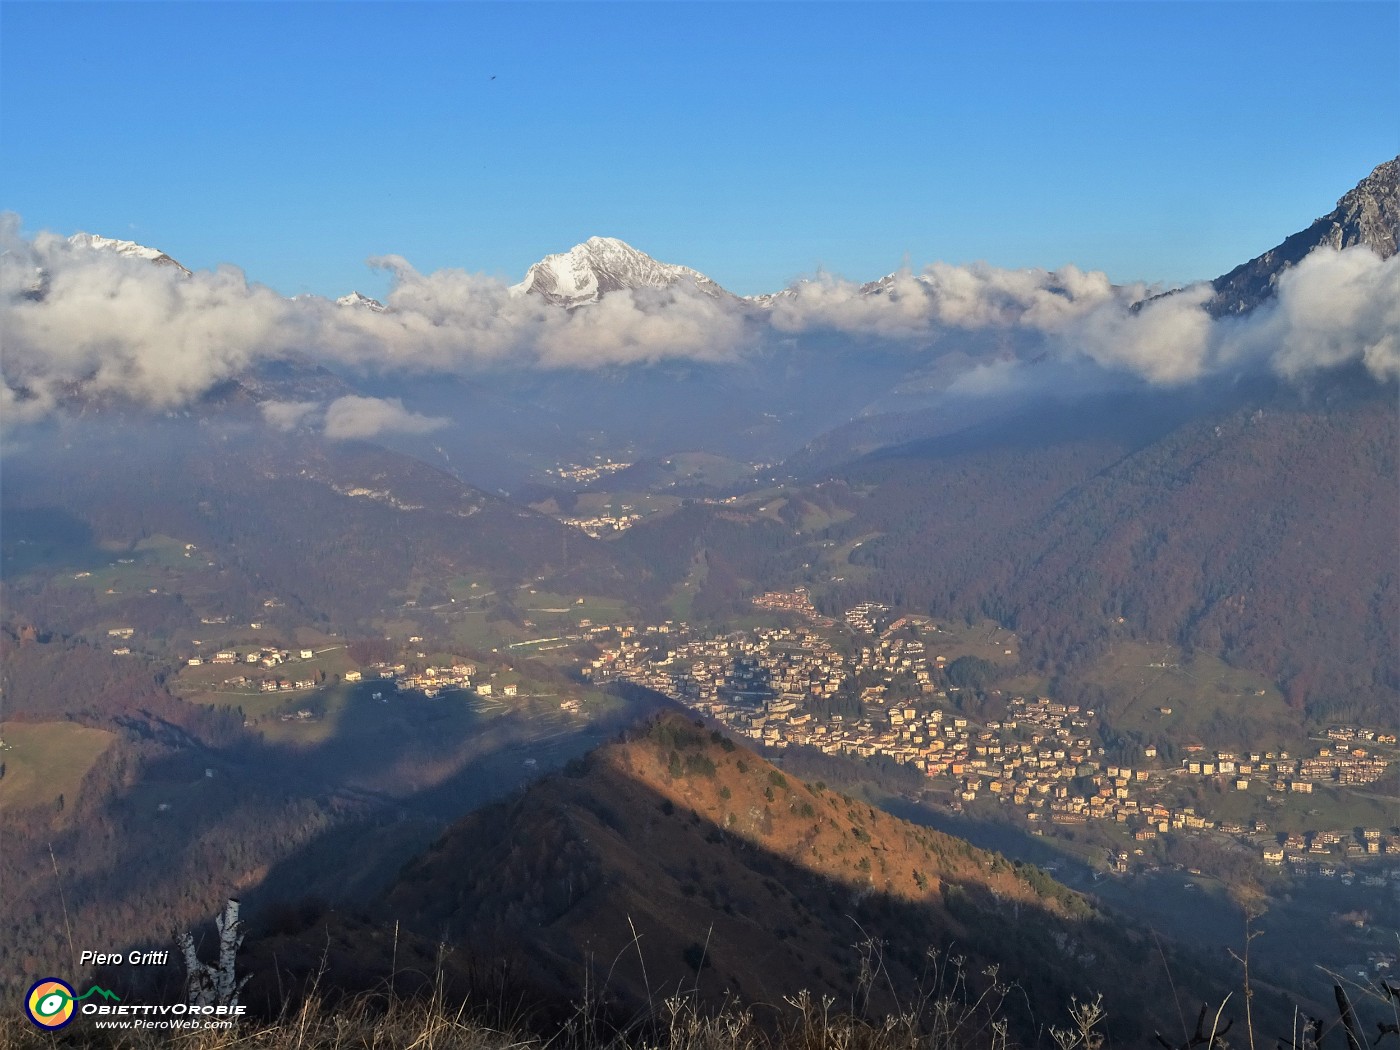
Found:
67,232 -> 191,275
336,290 -> 387,313
743,288 -> 797,308
511,235 -> 730,307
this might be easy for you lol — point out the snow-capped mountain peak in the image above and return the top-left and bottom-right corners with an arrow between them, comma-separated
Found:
68,232 -> 191,275
743,284 -> 805,308
336,290 -> 387,313
511,236 -> 730,307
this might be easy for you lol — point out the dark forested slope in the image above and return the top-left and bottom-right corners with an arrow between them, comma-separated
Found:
818,375 -> 1397,718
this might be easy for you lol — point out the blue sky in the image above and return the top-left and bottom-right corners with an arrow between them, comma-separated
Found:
2,2 -> 1396,299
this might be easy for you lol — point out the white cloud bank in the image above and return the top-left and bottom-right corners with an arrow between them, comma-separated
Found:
766,250 -> 1400,386
1220,246 -> 1400,381
2,211 -> 1395,431
0,216 -> 749,428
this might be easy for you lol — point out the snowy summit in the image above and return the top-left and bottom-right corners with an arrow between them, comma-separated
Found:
336,290 -> 387,313
68,233 -> 191,275
511,235 -> 730,307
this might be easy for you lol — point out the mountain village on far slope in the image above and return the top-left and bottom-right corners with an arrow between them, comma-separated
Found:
580,590 -> 1399,887
107,579 -> 1399,889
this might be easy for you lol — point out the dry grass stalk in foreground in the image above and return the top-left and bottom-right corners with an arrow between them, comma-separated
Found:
0,994 -> 531,1050
0,975 -> 1036,1050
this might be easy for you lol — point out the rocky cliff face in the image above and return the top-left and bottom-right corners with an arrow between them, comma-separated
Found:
1204,156 -> 1398,316
1330,155 -> 1400,256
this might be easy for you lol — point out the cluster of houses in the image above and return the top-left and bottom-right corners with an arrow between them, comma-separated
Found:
581,610 -> 1398,880
347,660 -> 524,701
196,646 -> 323,693
168,618 -> 547,706
193,645 -> 317,668
752,588 -> 836,628
549,459 -> 632,484
1175,738 -> 1394,791
560,512 -> 643,537
1300,727 -> 1397,785
215,675 -> 319,694
583,623 -> 846,706
1259,825 -> 1400,874
843,601 -> 890,634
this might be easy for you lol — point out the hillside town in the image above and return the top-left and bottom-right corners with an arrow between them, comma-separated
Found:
559,511 -> 644,537
580,595 -> 1400,883
548,459 -> 633,485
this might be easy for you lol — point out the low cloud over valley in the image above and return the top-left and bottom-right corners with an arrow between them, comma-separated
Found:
2,210 -> 1395,434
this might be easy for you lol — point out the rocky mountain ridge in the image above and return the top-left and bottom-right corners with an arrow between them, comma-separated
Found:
1203,155 -> 1398,316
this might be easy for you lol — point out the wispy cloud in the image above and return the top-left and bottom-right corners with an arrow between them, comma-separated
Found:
260,399 -> 322,431
321,395 -> 448,440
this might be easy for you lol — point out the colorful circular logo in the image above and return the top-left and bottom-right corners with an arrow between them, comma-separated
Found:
25,978 -> 76,1030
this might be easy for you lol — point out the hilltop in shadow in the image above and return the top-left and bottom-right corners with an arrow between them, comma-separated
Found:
223,713 -> 1288,1046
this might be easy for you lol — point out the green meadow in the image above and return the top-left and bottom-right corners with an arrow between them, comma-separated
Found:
0,720 -> 116,813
